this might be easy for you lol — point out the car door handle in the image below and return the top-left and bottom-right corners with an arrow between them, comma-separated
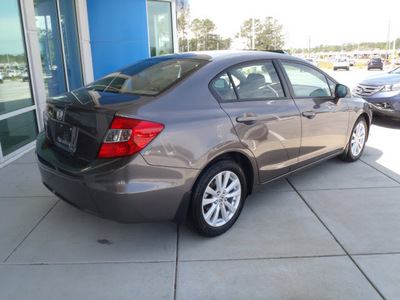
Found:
302,110 -> 316,119
236,115 -> 258,124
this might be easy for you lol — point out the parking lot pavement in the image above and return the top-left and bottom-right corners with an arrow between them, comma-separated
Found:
0,117 -> 399,299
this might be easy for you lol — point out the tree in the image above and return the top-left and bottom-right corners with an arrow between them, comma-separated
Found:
199,19 -> 216,50
177,8 -> 190,52
237,17 -> 285,50
179,16 -> 231,52
190,18 -> 203,51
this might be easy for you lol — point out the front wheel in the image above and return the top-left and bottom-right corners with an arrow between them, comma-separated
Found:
340,117 -> 368,162
187,160 -> 247,237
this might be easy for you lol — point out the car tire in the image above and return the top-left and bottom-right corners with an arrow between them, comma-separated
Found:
187,160 -> 247,237
340,117 -> 368,162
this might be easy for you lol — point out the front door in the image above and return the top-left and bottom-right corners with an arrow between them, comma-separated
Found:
280,61 -> 349,168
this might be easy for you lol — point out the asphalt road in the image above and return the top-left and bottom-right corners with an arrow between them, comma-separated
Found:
325,67 -> 386,90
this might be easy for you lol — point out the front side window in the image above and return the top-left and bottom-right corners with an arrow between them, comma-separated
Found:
282,62 -> 332,98
212,61 -> 285,101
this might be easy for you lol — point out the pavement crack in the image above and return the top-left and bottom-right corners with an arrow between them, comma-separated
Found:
3,200 -> 60,263
286,178 -> 386,300
173,224 -> 180,300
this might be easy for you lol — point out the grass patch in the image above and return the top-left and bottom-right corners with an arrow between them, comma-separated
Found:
317,61 -> 333,69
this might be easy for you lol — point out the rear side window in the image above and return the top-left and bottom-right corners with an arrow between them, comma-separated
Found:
212,61 -> 285,101
85,58 -> 205,96
282,62 -> 332,98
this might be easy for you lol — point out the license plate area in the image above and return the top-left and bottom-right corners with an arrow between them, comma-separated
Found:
54,121 -> 79,153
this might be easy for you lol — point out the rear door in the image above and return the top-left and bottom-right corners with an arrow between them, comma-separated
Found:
279,60 -> 349,168
211,60 -> 301,183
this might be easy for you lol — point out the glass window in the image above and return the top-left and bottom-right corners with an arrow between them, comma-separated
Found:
327,78 -> 336,95
34,0 -> 83,95
59,0 -> 83,90
0,110 -> 38,157
0,0 -> 34,116
212,73 -> 237,101
226,62 -> 284,100
147,1 -> 174,57
86,58 -> 205,96
35,0 -> 67,97
282,62 -> 332,98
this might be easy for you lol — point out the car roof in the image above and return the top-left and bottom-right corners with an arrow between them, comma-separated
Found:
158,50 -> 313,67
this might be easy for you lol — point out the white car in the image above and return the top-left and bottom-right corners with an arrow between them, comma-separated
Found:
333,58 -> 350,71
0,73 -> 3,83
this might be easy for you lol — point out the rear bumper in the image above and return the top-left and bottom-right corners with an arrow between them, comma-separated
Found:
36,132 -> 197,223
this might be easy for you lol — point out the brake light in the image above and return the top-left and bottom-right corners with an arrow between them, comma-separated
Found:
98,117 -> 164,158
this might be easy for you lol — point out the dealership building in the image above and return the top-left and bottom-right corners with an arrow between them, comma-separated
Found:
0,0 -> 178,165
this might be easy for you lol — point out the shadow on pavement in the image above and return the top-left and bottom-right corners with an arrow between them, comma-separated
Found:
372,115 -> 400,129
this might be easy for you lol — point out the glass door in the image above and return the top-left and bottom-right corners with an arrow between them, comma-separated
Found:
34,0 -> 83,97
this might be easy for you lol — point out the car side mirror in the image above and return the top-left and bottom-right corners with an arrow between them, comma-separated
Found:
335,84 -> 348,98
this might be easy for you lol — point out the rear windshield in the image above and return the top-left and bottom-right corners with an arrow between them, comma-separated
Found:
371,58 -> 381,62
84,57 -> 206,96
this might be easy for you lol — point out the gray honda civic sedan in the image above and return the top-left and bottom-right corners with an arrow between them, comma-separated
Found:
36,51 -> 372,237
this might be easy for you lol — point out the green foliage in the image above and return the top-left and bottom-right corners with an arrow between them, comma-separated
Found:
0,54 -> 26,64
177,10 -> 231,51
293,38 -> 400,55
238,17 -> 285,50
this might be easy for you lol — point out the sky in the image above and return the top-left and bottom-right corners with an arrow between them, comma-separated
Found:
0,1 -> 25,55
188,0 -> 400,49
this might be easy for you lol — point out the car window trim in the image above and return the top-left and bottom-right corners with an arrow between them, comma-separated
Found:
209,59 -> 291,103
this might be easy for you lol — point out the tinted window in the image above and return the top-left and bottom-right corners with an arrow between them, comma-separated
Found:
213,61 -> 285,101
85,58 -> 205,96
282,62 -> 332,98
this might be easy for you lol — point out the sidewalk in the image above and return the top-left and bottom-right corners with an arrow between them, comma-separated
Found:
0,116 -> 399,299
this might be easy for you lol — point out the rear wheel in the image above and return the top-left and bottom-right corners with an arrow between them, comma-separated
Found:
187,160 -> 247,237
340,117 -> 368,162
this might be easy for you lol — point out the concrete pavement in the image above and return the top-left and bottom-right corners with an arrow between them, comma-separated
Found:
0,116 -> 399,299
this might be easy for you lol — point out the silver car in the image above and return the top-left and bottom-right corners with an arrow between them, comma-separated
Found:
37,51 -> 372,237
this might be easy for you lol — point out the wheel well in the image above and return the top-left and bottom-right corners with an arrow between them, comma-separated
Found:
194,152 -> 254,196
360,113 -> 371,138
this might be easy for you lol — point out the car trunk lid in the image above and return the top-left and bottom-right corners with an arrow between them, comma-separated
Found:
43,89 -> 144,162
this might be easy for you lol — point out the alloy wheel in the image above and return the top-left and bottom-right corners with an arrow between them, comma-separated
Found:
350,122 -> 366,157
201,170 -> 242,227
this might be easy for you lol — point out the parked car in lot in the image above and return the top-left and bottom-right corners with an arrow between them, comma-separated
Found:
368,57 -> 383,70
305,58 -> 318,66
22,72 -> 29,82
7,70 -> 20,78
36,51 -> 372,237
333,57 -> 350,71
354,66 -> 400,119
0,73 -> 3,83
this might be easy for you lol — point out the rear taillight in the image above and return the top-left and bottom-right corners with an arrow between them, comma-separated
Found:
98,117 -> 164,158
